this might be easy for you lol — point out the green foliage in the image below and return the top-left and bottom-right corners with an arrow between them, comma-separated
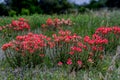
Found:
86,0 -> 107,9
21,8 -> 30,15
0,3 -> 8,16
10,0 -> 39,14
106,0 -> 120,8
78,7 -> 87,13
8,10 -> 16,17
2,0 -> 120,16
39,0 -> 74,14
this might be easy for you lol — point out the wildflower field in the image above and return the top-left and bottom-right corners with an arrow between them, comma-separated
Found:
0,10 -> 120,80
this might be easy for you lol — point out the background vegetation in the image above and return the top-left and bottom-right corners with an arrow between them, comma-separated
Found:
0,0 -> 120,16
0,10 -> 120,80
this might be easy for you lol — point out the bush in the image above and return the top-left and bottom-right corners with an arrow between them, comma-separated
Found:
8,10 -> 16,17
41,18 -> 73,31
21,8 -> 30,15
78,7 -> 87,13
0,18 -> 30,42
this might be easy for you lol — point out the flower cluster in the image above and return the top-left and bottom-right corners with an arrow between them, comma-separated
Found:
112,26 -> 120,34
1,29 -> 109,69
2,32 -> 52,54
1,42 -> 13,51
57,33 -> 108,68
2,26 -> 120,70
84,34 -> 108,51
52,31 -> 104,68
11,18 -> 30,30
51,30 -> 82,65
95,26 -> 120,36
0,18 -> 30,31
52,30 -> 81,43
1,32 -> 54,67
95,26 -> 120,50
41,18 -> 73,31
95,27 -> 112,35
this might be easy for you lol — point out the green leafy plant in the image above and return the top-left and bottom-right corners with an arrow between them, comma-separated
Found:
8,10 -> 17,17
21,8 -> 30,15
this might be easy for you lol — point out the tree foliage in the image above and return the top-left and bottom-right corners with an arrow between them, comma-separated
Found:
39,0 -> 74,14
106,0 -> 120,8
86,0 -> 107,9
9,0 -> 40,14
1,0 -> 120,16
0,3 -> 8,16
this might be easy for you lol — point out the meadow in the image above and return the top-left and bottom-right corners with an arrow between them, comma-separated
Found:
0,10 -> 120,80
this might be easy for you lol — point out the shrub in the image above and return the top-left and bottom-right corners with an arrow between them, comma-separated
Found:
8,10 -> 16,17
0,18 -> 30,42
95,26 -> 120,52
78,7 -> 87,13
57,33 -> 108,71
50,30 -> 82,65
41,18 -> 73,31
21,8 -> 30,15
1,32 -> 53,68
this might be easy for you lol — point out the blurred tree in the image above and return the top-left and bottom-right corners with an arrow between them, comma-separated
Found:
8,9 -> 16,16
0,3 -> 8,16
86,0 -> 107,9
21,8 -> 30,15
3,0 -> 120,16
106,0 -> 120,8
5,0 -> 42,15
4,0 -> 11,6
39,0 -> 74,14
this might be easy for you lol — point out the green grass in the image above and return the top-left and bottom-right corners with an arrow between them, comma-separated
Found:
0,10 -> 120,80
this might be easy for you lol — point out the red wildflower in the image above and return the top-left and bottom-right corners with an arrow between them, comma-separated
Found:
46,18 -> 54,25
39,54 -> 45,57
84,36 -> 90,42
11,18 -> 30,31
88,58 -> 94,63
41,24 -> 46,28
58,30 -> 65,36
48,42 -> 55,48
67,58 -> 72,65
52,34 -> 57,38
92,46 -> 97,51
77,60 -> 82,65
77,42 -> 84,47
76,47 -> 82,52
69,51 -> 74,55
98,46 -> 104,51
46,37 -> 51,41
15,47 -> 19,51
19,18 -> 25,21
65,30 -> 71,35
112,26 -> 120,34
89,52 -> 94,57
64,36 -> 71,42
0,27 -> 2,31
1,42 -> 13,51
58,61 -> 63,66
